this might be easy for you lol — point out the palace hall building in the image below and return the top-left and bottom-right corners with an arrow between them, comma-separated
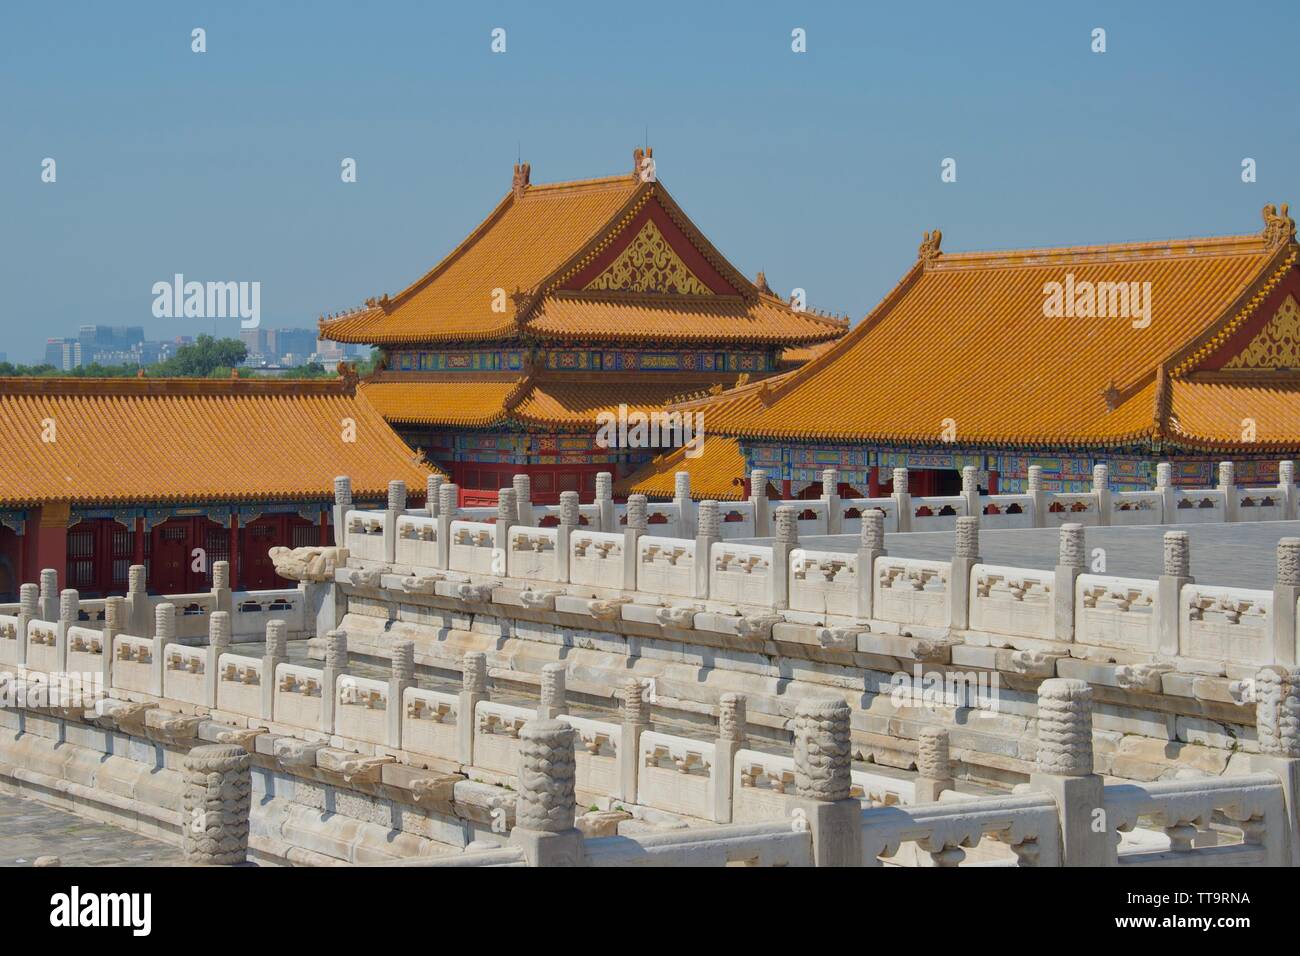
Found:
0,376 -> 430,600
318,150 -> 847,506
622,204 -> 1300,500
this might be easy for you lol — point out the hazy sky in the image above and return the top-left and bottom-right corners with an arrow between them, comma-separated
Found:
3,0 -> 1299,361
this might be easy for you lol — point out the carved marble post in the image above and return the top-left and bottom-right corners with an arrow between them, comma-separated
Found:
261,620 -> 287,721
426,473 -> 443,518
619,676 -> 649,804
951,517 -> 980,630
539,662 -> 567,720
1219,461 -> 1237,523
821,467 -> 841,534
695,500 -> 721,600
1054,524 -> 1085,642
594,472 -> 615,533
333,476 -> 353,550
891,468 -> 911,533
205,611 -> 231,709
320,629 -> 348,735
494,488 -> 516,566
1092,464 -> 1111,527
15,583 -> 36,667
182,744 -> 252,866
512,473 -> 533,528
511,719 -> 583,866
1155,463 -> 1174,525
100,596 -> 124,692
388,640 -> 415,749
773,505 -> 798,610
673,471 -> 694,539
623,495 -> 647,589
960,465 -> 980,527
211,560 -> 232,616
556,491 -> 579,584
38,568 -> 58,624
792,697 -> 861,866
1026,465 -> 1046,528
126,564 -> 149,638
1280,461 -> 1297,522
913,726 -> 954,802
749,469 -> 770,535
138,604 -> 172,699
1274,539 -> 1300,668
713,693 -> 746,823
54,588 -> 77,674
856,510 -> 886,621
1157,530 -> 1193,659
1030,678 -> 1106,865
458,651 -> 488,766
384,480 -> 407,564
1251,665 -> 1300,865
435,483 -> 459,569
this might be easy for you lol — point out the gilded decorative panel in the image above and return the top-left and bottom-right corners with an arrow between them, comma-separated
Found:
585,219 -> 711,295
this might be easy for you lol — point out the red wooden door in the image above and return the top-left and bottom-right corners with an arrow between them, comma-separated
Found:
151,521 -> 191,594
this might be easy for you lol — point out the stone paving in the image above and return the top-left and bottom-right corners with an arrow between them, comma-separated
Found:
750,519 -> 1300,591
0,790 -> 184,867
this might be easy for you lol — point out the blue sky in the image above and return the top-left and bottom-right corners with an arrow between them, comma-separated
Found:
3,0 -> 1298,361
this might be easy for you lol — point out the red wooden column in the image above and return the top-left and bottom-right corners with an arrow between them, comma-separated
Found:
133,516 -> 146,565
228,515 -> 240,591
320,509 -> 329,546
868,466 -> 881,498
988,471 -> 1000,494
33,502 -> 70,590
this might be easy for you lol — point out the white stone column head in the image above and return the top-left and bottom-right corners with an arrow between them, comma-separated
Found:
1059,523 -> 1085,569
697,500 -> 720,537
265,620 -> 287,659
774,505 -> 798,546
822,468 -> 838,494
516,719 -> 577,832
1280,461 -> 1296,487
182,744 -> 252,865
154,603 -> 176,641
496,489 -> 517,524
793,697 -> 852,802
540,662 -> 566,714
512,473 -> 531,505
19,583 -> 38,617
719,693 -> 746,743
961,465 -> 978,495
1256,666 -> 1300,758
891,468 -> 908,495
674,471 -> 691,499
39,568 -> 57,601
59,589 -> 79,625
861,509 -> 885,551
1027,465 -> 1043,491
128,565 -> 147,594
1035,678 -> 1094,776
1091,463 -> 1108,492
104,596 -> 125,635
1278,539 -> 1300,588
1218,461 -> 1235,488
916,726 -> 952,780
1163,530 -> 1190,577
334,476 -> 353,507
208,610 -> 231,649
595,472 -> 613,501
1155,462 -> 1172,488
621,676 -> 648,725
388,480 -> 407,512
426,474 -> 443,512
955,516 -> 979,558
212,561 -> 230,591
391,640 -> 415,683
461,651 -> 488,696
438,483 -> 459,516
559,491 -> 580,527
325,629 -> 349,670
625,494 -> 648,532
750,469 -> 767,497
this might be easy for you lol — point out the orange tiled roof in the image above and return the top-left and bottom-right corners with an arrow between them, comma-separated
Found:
360,374 -> 527,427
510,376 -> 717,427
615,436 -> 749,501
320,164 -> 845,348
681,217 -> 1298,448
0,378 -> 433,507
1169,375 -> 1300,450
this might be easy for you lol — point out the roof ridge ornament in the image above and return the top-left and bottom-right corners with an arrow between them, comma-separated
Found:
633,146 -> 655,182
512,161 -> 531,199
918,229 -> 943,262
1262,203 -> 1295,247
755,271 -> 773,295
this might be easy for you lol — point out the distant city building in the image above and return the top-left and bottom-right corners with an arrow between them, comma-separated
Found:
45,338 -> 82,370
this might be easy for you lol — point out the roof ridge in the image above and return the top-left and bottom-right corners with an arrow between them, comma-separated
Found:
928,232 -> 1272,271
0,376 -> 351,397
